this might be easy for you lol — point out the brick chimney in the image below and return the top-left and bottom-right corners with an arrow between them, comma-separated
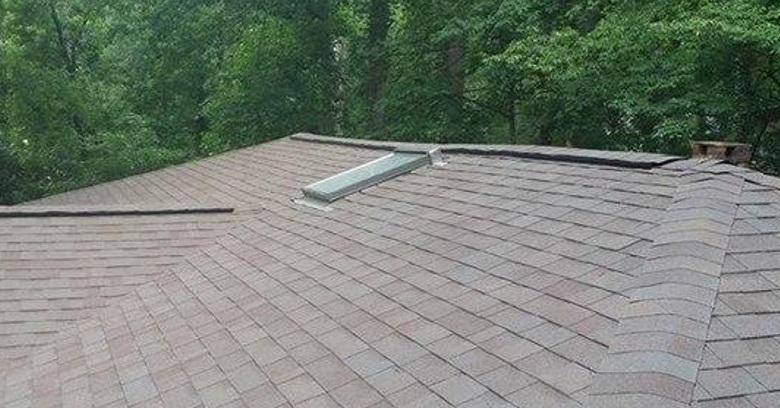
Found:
691,141 -> 753,166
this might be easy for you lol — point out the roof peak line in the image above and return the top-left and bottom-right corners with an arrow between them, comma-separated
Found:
0,204 -> 234,218
290,133 -> 682,169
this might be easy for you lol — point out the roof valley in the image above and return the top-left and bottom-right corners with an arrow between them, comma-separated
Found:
585,165 -> 746,407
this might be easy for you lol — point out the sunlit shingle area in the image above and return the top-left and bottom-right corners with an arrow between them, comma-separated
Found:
1,134 -> 778,407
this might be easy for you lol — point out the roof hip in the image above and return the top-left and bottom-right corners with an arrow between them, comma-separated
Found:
585,169 -> 745,407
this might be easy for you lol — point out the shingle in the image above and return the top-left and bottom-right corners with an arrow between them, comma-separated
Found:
487,307 -> 544,334
319,328 -> 369,359
477,365 -> 534,397
587,393 -> 689,408
589,231 -> 639,250
366,367 -> 417,396
199,380 -> 239,408
245,338 -> 287,367
387,383 -> 450,408
265,357 -> 305,384
330,380 -> 383,408
277,374 -> 325,403
507,382 -> 579,408
289,340 -> 329,365
696,368 -> 765,399
344,349 -> 394,377
522,322 -> 577,348
589,372 -> 693,403
305,355 -> 358,391
522,295 -> 593,327
403,354 -> 457,385
745,364 -> 780,390
748,390 -> 780,407
719,292 -> 780,314
451,348 -> 504,377
427,334 -> 476,359
430,374 -> 487,405
225,363 -> 268,393
9,136 -> 780,408
296,394 -> 341,408
397,319 -> 450,345
436,310 -> 493,338
598,350 -> 700,383
160,383 -> 202,408
718,314 -> 780,338
480,332 -> 540,363
123,375 -> 158,405
551,336 -> 607,370
191,366 -> 225,390
459,391 -> 515,408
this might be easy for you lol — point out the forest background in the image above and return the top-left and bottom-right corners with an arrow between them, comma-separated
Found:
1,0 -> 779,203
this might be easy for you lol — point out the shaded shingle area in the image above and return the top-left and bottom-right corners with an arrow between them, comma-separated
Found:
0,144 -> 687,407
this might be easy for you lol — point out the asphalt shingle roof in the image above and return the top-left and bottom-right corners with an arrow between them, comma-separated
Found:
1,134 -> 779,407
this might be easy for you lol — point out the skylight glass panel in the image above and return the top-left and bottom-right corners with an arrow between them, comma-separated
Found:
302,151 -> 431,203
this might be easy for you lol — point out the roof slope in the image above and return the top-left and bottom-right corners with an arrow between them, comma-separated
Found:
0,135 -> 778,407
0,207 -> 239,363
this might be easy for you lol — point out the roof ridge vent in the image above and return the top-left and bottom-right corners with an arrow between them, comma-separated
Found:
300,146 -> 442,205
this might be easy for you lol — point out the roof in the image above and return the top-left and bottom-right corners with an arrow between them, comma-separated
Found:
1,133 -> 779,407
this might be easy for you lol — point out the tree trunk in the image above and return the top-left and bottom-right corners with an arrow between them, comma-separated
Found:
367,0 -> 390,133
443,34 -> 465,143
48,1 -> 77,75
508,99 -> 517,144
49,0 -> 86,138
446,37 -> 465,108
300,0 -> 337,133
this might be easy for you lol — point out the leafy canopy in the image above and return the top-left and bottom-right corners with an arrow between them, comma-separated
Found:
2,0 -> 780,204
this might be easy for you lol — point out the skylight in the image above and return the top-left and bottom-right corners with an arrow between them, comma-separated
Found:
301,147 -> 442,204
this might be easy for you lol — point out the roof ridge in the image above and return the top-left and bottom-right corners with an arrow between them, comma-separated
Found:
1,204 -> 234,218
290,133 -> 682,169
664,158 -> 780,195
585,169 -> 745,407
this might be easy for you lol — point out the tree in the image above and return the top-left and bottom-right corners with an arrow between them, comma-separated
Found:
366,0 -> 391,132
4,0 -> 780,205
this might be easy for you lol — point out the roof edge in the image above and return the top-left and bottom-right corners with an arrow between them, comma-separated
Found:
290,133 -> 682,169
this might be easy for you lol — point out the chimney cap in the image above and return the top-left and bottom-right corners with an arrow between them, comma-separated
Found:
691,140 -> 752,166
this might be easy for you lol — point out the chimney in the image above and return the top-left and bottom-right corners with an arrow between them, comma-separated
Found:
691,141 -> 753,166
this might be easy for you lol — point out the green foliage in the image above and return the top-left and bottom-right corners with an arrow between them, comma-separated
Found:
469,0 -> 780,161
204,15 -> 335,153
3,0 -> 780,204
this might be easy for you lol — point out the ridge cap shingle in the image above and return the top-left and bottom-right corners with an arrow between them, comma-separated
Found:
585,168 -> 745,407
